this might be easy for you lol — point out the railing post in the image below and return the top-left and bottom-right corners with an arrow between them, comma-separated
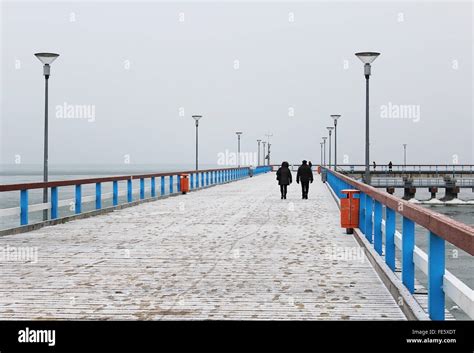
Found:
196,172 -> 199,188
206,172 -> 209,186
169,175 -> 174,194
190,174 -> 194,190
385,207 -> 396,271
96,182 -> 102,210
127,179 -> 133,202
201,172 -> 204,187
177,175 -> 181,193
20,189 -> 28,226
75,184 -> 82,213
112,181 -> 118,206
161,176 -> 165,196
51,186 -> 58,219
140,178 -> 145,200
151,177 -> 156,197
402,216 -> 415,293
359,192 -> 365,234
428,231 -> 445,320
374,201 -> 382,255
365,195 -> 373,243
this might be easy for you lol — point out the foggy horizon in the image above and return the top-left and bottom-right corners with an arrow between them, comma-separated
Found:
1,0 -> 473,168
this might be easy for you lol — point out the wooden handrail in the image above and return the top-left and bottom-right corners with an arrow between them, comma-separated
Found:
0,166 -> 251,192
324,168 -> 474,255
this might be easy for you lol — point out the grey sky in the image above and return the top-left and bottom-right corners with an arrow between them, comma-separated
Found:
1,0 -> 472,167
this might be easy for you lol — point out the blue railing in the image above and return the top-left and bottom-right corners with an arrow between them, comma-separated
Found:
0,166 -> 271,229
322,167 -> 474,321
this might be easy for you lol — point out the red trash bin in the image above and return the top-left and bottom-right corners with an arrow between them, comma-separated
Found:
180,174 -> 189,194
340,189 -> 360,234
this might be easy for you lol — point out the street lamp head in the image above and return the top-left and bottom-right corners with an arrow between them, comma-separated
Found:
355,52 -> 380,64
326,126 -> 334,133
235,131 -> 243,135
192,115 -> 202,126
322,137 -> 327,141
331,114 -> 341,126
34,52 -> 59,65
257,139 -> 261,143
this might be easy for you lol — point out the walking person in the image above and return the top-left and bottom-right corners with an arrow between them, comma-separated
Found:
296,160 -> 313,199
388,161 -> 393,173
276,161 -> 292,199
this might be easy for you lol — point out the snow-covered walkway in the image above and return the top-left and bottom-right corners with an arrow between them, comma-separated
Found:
0,172 -> 405,320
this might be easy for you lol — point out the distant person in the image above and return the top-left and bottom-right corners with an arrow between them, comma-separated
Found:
276,161 -> 292,199
296,160 -> 313,199
308,161 -> 312,169
373,161 -> 377,170
388,161 -> 393,172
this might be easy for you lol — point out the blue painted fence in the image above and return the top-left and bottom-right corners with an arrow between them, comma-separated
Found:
2,166 -> 271,230
323,167 -> 473,321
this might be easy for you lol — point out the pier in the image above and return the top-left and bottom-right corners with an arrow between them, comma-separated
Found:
0,166 -> 472,321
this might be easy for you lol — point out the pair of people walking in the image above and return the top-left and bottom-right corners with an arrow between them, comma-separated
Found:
276,160 -> 314,199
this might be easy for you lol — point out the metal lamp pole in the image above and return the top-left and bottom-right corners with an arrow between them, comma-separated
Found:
236,132 -> 242,167
192,115 -> 202,170
355,51 -> 380,184
35,52 -> 59,221
322,137 -> 327,166
403,143 -> 407,166
265,133 -> 273,166
326,127 -> 334,169
257,139 -> 261,166
331,115 -> 341,171
320,142 -> 324,167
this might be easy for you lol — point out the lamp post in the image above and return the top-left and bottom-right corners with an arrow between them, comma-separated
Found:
192,115 -> 202,170
35,52 -> 59,221
236,132 -> 243,167
265,133 -> 273,166
262,141 -> 267,165
322,137 -> 327,166
320,142 -> 324,167
267,143 -> 271,165
257,139 -> 261,166
355,51 -> 380,184
331,115 -> 341,171
326,127 -> 334,169
403,143 -> 407,167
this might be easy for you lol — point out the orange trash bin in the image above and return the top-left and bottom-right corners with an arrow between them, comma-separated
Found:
180,174 -> 189,194
340,189 -> 360,234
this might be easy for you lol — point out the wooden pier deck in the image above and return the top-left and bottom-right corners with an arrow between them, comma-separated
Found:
0,173 -> 406,320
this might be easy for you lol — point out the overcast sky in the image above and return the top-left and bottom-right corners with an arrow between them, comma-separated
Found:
1,0 -> 472,168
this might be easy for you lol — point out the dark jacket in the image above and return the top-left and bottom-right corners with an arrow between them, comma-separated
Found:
276,167 -> 292,185
297,164 -> 313,183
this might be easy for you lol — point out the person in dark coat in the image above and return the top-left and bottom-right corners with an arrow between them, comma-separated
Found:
276,161 -> 292,199
296,160 -> 313,199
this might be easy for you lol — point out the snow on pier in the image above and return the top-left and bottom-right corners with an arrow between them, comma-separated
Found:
0,173 -> 405,320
